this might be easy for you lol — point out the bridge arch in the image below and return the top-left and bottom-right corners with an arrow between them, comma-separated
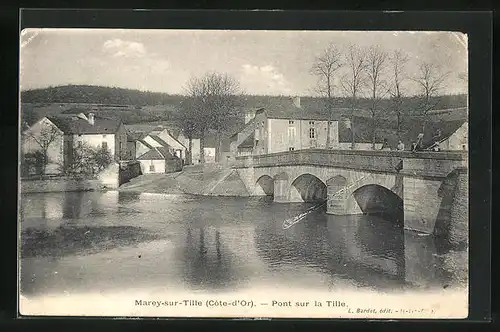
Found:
352,184 -> 404,223
289,173 -> 327,203
256,175 -> 274,196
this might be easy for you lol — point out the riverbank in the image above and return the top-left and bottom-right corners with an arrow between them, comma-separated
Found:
21,178 -> 104,194
118,164 -> 251,196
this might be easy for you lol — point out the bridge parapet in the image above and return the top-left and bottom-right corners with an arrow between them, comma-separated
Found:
233,149 -> 467,178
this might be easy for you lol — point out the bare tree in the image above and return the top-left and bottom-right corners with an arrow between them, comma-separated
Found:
387,49 -> 409,141
311,44 -> 343,149
184,72 -> 242,163
340,45 -> 367,149
22,122 -> 62,176
178,98 -> 201,165
365,45 -> 389,149
411,61 -> 450,133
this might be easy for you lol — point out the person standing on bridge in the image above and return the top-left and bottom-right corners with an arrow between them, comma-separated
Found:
397,140 -> 405,151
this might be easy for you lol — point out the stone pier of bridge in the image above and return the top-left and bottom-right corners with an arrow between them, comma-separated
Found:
233,149 -> 468,235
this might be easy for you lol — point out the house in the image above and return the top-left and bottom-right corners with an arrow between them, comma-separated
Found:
141,128 -> 188,164
136,146 -> 182,174
21,112 -> 128,175
126,131 -> 145,160
230,96 -> 343,156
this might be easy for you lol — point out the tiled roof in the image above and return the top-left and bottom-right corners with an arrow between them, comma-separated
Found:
47,114 -> 121,135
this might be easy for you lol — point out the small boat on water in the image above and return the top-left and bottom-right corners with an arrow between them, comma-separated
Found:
282,200 -> 327,229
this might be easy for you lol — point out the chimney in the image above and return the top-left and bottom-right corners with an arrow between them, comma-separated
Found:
292,96 -> 301,108
88,112 -> 95,125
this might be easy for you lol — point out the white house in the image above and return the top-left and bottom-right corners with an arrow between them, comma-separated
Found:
141,128 -> 188,164
22,112 -> 128,175
230,96 -> 342,156
136,146 -> 182,174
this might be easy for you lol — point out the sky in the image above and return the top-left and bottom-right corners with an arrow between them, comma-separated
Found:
20,29 -> 468,97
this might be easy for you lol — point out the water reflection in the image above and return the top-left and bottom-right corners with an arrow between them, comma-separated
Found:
178,227 -> 245,291
254,212 -> 408,291
19,191 -> 467,296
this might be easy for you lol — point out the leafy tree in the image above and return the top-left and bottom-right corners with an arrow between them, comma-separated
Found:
63,143 -> 113,179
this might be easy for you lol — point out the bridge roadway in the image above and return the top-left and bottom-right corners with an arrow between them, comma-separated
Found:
231,149 -> 468,236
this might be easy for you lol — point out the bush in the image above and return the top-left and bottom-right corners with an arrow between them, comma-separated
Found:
22,151 -> 45,177
64,143 -> 113,179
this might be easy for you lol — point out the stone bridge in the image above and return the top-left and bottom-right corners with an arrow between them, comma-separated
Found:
232,149 -> 468,235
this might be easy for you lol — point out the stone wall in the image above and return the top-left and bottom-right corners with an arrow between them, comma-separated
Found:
119,161 -> 142,185
449,169 -> 468,246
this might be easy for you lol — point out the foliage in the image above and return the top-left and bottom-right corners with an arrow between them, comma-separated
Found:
22,151 -> 45,177
63,143 -> 113,179
22,121 -> 62,175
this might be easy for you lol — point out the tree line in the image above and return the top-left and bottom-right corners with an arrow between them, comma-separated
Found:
21,85 -> 185,106
310,44 -> 466,149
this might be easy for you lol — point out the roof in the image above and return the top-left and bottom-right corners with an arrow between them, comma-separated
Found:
420,120 -> 466,149
46,114 -> 122,135
137,139 -> 154,149
137,146 -> 175,160
338,117 -> 385,144
238,132 -> 255,148
150,135 -> 171,148
338,116 -> 466,149
230,117 -> 255,139
147,129 -> 187,150
127,131 -> 146,141
255,97 -> 342,121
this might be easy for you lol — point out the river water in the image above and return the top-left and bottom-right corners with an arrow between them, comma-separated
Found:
19,191 -> 467,298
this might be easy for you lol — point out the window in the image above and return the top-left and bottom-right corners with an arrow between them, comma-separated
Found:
309,121 -> 315,125
309,128 -> 316,139
289,147 -> 295,151
102,141 -> 108,150
288,127 -> 296,141
102,134 -> 107,138
289,120 -> 295,125
149,164 -> 155,172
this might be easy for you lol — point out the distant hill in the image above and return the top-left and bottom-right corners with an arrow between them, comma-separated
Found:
21,84 -> 467,111
21,85 -> 185,106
